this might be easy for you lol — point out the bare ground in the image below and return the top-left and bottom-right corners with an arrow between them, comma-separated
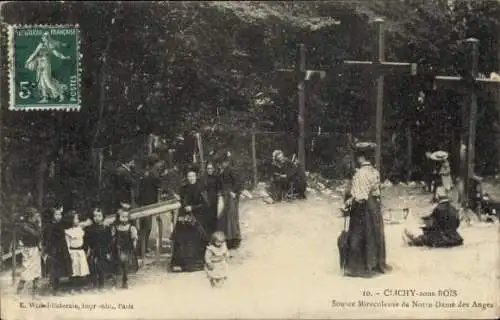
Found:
1,186 -> 499,319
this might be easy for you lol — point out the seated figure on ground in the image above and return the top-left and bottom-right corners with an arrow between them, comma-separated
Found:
404,187 -> 463,248
269,150 -> 306,201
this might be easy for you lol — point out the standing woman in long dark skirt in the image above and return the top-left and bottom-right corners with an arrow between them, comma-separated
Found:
217,153 -> 243,250
201,162 -> 220,236
170,168 -> 209,272
343,143 -> 391,278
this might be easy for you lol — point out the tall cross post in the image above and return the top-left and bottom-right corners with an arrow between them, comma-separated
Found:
434,38 -> 500,212
340,18 -> 417,171
276,44 -> 327,172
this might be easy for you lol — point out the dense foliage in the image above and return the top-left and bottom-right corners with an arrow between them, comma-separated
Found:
1,0 -> 499,215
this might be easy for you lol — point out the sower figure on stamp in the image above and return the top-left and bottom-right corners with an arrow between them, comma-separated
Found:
84,208 -> 112,290
343,142 -> 391,278
16,208 -> 43,297
24,32 -> 70,103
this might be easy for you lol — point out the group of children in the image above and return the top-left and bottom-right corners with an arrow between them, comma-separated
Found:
15,202 -> 231,297
15,204 -> 139,297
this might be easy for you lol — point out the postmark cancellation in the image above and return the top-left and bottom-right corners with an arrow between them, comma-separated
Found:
8,24 -> 81,111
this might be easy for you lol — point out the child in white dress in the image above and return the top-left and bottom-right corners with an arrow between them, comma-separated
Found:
205,231 -> 229,288
65,211 -> 90,290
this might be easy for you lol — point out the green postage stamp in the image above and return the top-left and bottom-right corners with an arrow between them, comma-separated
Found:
8,25 -> 81,111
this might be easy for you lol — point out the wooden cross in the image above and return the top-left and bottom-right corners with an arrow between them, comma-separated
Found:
276,44 -> 327,173
338,18 -> 417,171
433,38 -> 500,211
276,18 -> 417,174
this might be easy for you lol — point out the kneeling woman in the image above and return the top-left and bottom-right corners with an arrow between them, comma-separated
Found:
404,187 -> 463,248
171,168 -> 209,272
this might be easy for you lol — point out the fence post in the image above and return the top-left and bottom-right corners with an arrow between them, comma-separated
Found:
406,126 -> 412,182
156,215 -> 163,265
251,123 -> 258,187
11,228 -> 16,285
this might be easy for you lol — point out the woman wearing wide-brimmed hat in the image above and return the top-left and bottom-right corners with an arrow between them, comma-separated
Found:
342,142 -> 390,278
428,151 -> 453,200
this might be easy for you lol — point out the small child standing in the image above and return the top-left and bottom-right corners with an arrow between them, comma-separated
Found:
43,205 -> 72,295
84,208 -> 112,291
111,208 -> 138,289
204,231 -> 229,288
65,211 -> 91,292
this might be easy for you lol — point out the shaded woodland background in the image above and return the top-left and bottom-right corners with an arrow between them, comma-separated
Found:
1,1 -> 499,219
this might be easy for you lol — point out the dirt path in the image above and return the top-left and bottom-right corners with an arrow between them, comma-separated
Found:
1,196 -> 499,319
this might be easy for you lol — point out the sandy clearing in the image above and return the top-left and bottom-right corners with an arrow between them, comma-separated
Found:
1,195 -> 499,319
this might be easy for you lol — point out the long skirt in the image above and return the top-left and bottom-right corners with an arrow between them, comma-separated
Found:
68,249 -> 90,277
171,223 -> 205,272
206,201 -> 219,236
217,193 -> 241,249
345,197 -> 387,277
45,248 -> 73,279
408,228 -> 463,248
441,175 -> 453,192
20,247 -> 42,281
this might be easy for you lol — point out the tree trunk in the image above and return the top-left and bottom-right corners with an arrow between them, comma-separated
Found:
36,153 -> 48,208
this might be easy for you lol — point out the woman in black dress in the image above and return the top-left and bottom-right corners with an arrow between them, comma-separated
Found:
170,168 -> 209,272
201,162 -> 220,236
217,153 -> 243,250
